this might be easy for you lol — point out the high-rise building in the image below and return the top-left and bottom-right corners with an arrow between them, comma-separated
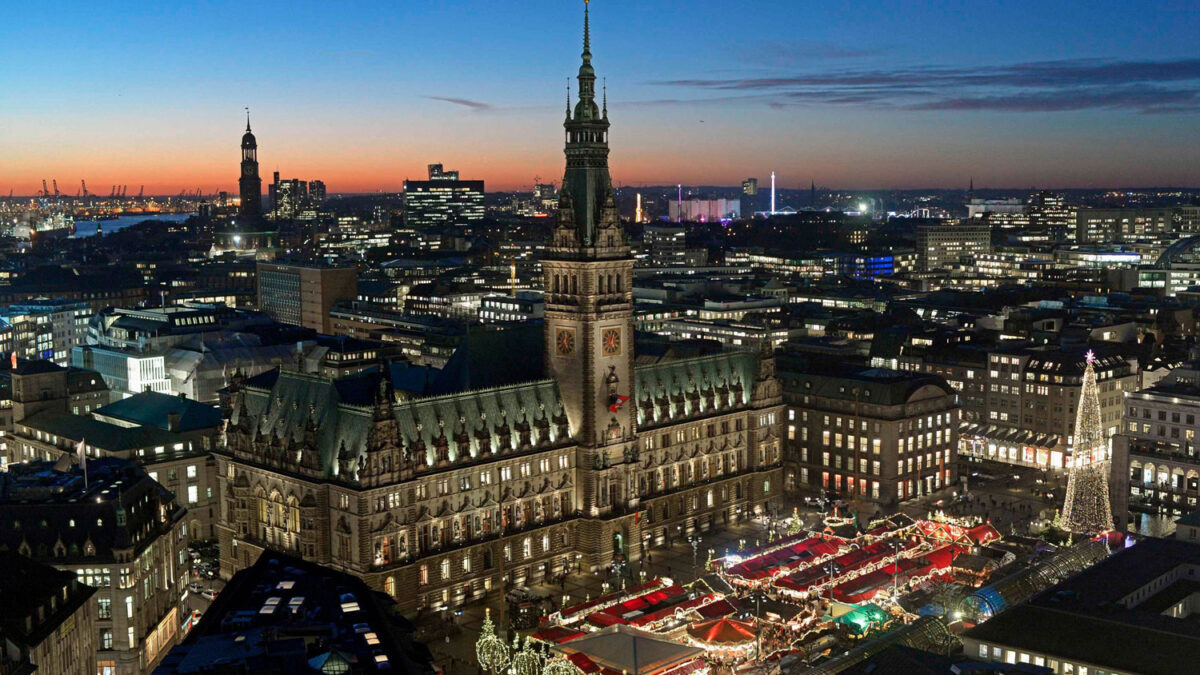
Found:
308,179 -> 326,205
269,172 -> 308,220
403,164 -> 484,228
238,114 -> 262,221
740,178 -> 759,218
214,4 -> 782,615
0,552 -> 98,675
915,222 -> 992,271
256,262 -> 358,333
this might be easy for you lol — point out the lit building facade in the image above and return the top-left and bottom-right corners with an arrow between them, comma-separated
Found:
213,6 -> 782,614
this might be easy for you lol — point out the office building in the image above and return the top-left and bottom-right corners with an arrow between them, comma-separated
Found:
741,178 -> 759,218
72,346 -> 171,399
668,198 -> 740,223
915,222 -> 991,272
0,552 -> 98,675
959,348 -> 1134,470
479,291 -> 544,323
268,173 -> 306,220
642,224 -> 687,264
780,354 -> 960,505
403,164 -> 485,228
214,6 -> 782,615
0,298 -> 93,366
256,261 -> 357,333
1075,207 -> 1174,243
0,459 -> 187,675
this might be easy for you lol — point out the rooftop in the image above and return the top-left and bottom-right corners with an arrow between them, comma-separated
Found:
963,538 -> 1200,675
157,551 -> 432,674
94,391 -> 222,432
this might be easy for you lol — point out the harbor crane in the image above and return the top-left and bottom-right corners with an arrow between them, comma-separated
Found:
52,179 -> 59,197
137,185 -> 144,199
42,179 -> 49,197
81,179 -> 88,198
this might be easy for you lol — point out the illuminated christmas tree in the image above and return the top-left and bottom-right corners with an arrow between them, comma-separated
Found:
1061,350 -> 1113,534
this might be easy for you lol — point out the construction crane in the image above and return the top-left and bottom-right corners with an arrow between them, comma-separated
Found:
42,179 -> 49,198
81,179 -> 88,198
52,179 -> 59,198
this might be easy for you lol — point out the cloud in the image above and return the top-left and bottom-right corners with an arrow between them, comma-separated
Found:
654,58 -> 1200,114
738,41 -> 886,68
425,96 -> 494,111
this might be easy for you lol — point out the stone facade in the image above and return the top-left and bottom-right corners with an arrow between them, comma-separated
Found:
213,5 -> 782,615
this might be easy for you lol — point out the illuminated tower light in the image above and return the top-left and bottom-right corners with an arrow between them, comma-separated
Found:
770,171 -> 776,215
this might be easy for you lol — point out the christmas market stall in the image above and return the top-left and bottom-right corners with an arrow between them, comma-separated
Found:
685,617 -> 758,662
551,624 -> 708,675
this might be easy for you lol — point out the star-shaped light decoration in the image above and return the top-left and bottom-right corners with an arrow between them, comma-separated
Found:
1085,350 -> 1096,365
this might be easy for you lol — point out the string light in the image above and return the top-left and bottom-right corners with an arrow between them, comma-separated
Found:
1061,350 -> 1113,534
476,608 -> 510,674
511,636 -> 544,675
543,656 -> 586,675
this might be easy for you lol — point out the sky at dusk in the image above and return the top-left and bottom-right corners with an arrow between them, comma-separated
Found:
3,1 -> 1200,195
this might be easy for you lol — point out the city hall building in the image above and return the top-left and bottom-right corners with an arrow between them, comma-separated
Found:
213,6 -> 783,614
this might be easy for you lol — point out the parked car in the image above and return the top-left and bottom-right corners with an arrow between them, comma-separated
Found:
188,582 -> 204,594
201,589 -> 218,601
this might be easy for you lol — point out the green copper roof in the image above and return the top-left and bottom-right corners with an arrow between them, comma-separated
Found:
633,351 -> 759,429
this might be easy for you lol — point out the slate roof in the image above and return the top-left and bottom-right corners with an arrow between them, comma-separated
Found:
0,552 -> 97,648
233,369 -> 568,475
0,458 -> 184,564
94,391 -> 222,431
634,350 -> 759,429
20,412 -> 182,453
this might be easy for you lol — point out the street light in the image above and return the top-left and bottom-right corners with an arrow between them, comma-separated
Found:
688,534 -> 701,574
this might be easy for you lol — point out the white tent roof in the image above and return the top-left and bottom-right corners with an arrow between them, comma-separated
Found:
551,624 -> 703,675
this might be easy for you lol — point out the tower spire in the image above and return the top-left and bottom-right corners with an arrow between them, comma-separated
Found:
582,0 -> 591,63
602,77 -> 607,118
245,106 -> 251,132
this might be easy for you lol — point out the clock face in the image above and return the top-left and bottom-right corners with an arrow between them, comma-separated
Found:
602,328 -> 621,356
555,328 -> 576,356
243,165 -> 254,176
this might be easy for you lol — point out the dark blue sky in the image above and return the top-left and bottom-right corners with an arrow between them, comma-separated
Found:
4,0 -> 1199,193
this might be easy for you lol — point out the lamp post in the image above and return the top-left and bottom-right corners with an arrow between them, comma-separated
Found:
688,534 -> 700,575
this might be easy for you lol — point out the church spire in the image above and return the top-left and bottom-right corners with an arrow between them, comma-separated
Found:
582,0 -> 591,64
245,107 -> 251,133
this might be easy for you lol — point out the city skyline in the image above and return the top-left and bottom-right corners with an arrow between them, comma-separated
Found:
4,1 -> 1200,195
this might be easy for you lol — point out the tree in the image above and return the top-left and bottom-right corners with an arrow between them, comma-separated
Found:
1061,351 -> 1114,535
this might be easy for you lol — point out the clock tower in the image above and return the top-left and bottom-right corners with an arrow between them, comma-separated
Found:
545,2 -> 638,563
238,111 -> 262,220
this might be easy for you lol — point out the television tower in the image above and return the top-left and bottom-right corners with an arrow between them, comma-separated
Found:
770,171 -> 776,214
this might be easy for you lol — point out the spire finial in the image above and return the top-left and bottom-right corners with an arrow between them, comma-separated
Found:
245,106 -> 251,132
602,77 -> 608,117
582,0 -> 591,63
566,78 -> 572,117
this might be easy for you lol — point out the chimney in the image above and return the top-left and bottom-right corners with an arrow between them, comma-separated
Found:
167,412 -> 180,432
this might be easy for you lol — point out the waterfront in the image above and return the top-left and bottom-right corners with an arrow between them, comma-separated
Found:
72,212 -> 193,237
